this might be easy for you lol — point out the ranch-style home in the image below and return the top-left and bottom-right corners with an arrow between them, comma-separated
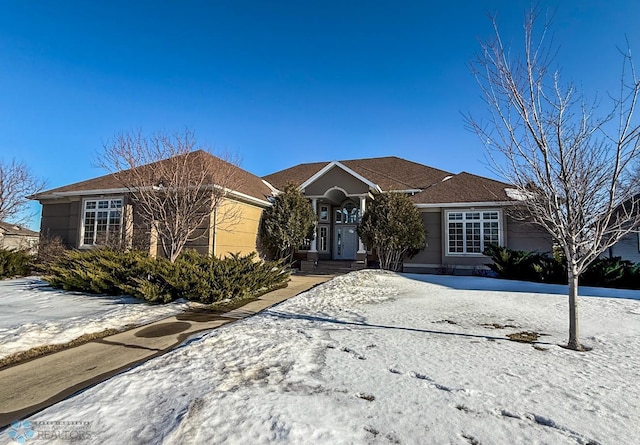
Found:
31,153 -> 552,274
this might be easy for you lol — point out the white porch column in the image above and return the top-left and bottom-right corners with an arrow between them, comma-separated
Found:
310,198 -> 318,252
358,196 -> 366,253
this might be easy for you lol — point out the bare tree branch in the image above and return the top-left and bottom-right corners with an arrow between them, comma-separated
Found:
96,130 -> 244,262
0,159 -> 46,224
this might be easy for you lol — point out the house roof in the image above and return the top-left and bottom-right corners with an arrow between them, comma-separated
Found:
263,156 -> 453,191
31,150 -> 273,204
411,172 -> 514,204
263,156 -> 515,205
0,221 -> 39,237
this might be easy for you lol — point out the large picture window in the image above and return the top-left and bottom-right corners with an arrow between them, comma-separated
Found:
446,210 -> 501,255
82,198 -> 123,246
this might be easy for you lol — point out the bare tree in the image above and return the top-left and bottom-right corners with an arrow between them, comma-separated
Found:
467,11 -> 640,350
97,130 -> 243,262
0,159 -> 45,224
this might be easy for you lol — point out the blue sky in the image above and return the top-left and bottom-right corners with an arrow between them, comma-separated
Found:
1,1 -> 639,228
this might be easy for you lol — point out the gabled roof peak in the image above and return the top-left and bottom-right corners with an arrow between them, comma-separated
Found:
263,155 -> 453,192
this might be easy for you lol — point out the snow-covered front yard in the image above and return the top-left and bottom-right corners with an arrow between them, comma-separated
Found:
8,271 -> 640,444
0,277 -> 190,360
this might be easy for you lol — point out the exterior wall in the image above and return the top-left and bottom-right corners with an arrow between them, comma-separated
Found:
38,195 -> 266,259
304,167 -> 370,196
0,233 -> 39,251
405,207 -> 496,274
403,206 -> 553,275
403,209 -> 441,270
213,199 -> 264,257
182,216 -> 211,256
39,198 -> 81,248
608,232 -> 640,262
505,215 -> 553,253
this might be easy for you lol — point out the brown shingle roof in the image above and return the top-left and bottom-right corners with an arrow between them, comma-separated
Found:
262,161 -> 328,190
411,172 -> 513,204
263,156 -> 452,191
32,150 -> 272,203
264,157 -> 515,205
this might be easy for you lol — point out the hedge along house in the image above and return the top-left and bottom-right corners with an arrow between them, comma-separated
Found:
263,156 -> 552,274
30,151 -> 273,259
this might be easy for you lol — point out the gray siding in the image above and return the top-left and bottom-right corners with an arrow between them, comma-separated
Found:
305,167 -> 370,196
505,215 -> 553,253
40,200 -> 81,247
403,207 -> 553,275
405,211 -> 441,265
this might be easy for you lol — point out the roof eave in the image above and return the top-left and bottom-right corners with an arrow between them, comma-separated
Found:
31,186 -> 271,207
414,200 -> 518,209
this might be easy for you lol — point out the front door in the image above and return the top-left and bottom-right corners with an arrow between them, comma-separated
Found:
334,225 -> 358,260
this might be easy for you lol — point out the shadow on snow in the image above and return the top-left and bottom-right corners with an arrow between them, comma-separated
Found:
400,273 -> 640,301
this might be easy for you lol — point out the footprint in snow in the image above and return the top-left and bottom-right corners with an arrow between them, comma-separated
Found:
410,371 -> 433,381
341,346 -> 366,360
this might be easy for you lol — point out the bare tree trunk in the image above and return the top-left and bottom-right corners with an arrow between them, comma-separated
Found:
567,267 -> 581,350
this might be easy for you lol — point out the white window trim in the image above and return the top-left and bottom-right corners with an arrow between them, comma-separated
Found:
79,196 -> 124,248
445,209 -> 503,256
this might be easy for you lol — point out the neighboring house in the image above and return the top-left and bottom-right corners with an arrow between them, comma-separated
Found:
606,233 -> 640,263
604,196 -> 640,263
0,221 -> 39,251
263,156 -> 552,273
30,151 -> 273,258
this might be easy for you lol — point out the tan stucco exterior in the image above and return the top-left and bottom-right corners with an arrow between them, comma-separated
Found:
210,199 -> 264,257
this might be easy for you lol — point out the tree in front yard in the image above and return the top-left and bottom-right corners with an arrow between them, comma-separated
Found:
357,192 -> 426,271
0,159 -> 45,224
97,130 -> 243,262
259,184 -> 316,264
467,10 -> 640,350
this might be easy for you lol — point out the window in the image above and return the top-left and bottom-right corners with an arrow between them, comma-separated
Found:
319,205 -> 329,222
82,198 -> 123,246
318,225 -> 329,252
336,202 -> 359,224
446,210 -> 501,255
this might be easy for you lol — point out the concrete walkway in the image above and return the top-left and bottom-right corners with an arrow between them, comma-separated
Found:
0,273 -> 334,428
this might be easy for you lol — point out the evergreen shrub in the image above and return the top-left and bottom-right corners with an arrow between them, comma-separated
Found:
45,248 -> 289,303
357,192 -> 426,271
259,184 -> 316,263
0,248 -> 33,278
484,244 -> 640,289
